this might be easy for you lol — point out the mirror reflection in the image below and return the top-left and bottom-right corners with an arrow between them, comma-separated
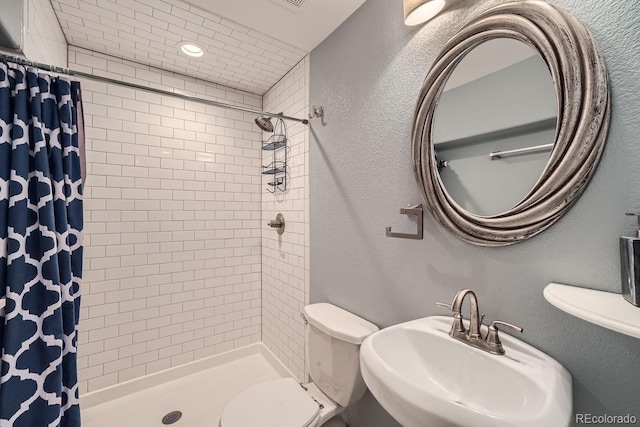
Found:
433,39 -> 557,216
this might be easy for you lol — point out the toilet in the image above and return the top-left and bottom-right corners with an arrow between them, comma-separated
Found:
220,303 -> 379,427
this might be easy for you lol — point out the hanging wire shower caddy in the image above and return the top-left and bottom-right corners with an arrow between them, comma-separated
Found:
261,118 -> 289,192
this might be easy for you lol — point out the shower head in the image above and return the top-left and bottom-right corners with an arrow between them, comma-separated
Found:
255,116 -> 274,132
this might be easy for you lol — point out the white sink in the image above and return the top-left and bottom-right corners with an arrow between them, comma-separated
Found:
360,316 -> 572,427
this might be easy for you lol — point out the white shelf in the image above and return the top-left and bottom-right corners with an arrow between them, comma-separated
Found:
544,283 -> 640,339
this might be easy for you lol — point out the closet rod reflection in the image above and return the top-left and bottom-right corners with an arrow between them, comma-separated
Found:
0,53 -> 309,125
490,143 -> 553,160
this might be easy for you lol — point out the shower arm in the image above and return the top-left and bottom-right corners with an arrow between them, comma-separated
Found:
0,53 -> 310,125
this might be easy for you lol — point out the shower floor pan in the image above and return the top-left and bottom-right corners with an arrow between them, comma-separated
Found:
81,343 -> 292,427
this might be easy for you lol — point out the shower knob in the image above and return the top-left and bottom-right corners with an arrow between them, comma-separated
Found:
268,213 -> 285,235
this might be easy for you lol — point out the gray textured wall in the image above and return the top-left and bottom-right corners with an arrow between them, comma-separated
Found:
309,0 -> 640,426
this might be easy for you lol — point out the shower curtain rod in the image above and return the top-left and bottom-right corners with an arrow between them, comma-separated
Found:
0,53 -> 310,125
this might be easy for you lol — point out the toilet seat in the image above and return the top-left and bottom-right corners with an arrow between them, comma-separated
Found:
220,378 -> 321,427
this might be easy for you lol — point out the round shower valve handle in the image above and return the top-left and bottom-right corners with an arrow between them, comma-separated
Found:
268,213 -> 285,235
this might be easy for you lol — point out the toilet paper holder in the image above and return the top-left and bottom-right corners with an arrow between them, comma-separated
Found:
386,204 -> 423,240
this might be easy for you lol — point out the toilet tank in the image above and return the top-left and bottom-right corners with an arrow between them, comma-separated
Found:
303,303 -> 379,407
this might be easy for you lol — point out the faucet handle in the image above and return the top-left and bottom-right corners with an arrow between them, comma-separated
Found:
436,302 -> 452,310
485,320 -> 523,355
489,320 -> 523,334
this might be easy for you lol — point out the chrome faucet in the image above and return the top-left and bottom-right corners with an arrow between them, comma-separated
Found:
437,289 -> 523,355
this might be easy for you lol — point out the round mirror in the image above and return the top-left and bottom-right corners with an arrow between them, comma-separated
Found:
412,1 -> 610,246
433,39 -> 557,216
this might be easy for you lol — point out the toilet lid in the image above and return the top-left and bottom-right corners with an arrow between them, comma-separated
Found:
220,378 -> 320,427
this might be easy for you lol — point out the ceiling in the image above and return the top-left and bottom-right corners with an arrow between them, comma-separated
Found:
181,0 -> 368,52
51,0 -> 366,95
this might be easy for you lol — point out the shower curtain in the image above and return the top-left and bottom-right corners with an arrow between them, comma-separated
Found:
0,61 -> 84,427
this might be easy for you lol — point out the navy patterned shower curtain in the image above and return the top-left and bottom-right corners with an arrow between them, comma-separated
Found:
0,62 -> 84,426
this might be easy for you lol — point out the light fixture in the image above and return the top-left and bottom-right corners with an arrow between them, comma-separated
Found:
403,0 -> 446,26
178,41 -> 204,58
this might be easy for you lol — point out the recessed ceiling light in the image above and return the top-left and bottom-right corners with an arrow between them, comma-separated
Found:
179,42 -> 204,58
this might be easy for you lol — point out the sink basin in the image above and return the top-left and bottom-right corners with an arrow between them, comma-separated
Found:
360,316 -> 572,427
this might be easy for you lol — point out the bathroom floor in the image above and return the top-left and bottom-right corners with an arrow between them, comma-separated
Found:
81,347 -> 288,427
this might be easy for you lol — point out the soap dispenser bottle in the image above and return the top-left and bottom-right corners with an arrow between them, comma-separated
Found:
620,212 -> 640,306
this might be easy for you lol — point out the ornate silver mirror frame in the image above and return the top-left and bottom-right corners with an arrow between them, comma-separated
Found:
412,0 -> 610,246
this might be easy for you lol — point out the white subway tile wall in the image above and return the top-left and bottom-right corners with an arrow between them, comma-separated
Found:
51,0 -> 307,95
261,57 -> 310,381
23,0 -> 68,66
72,46 -> 264,393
